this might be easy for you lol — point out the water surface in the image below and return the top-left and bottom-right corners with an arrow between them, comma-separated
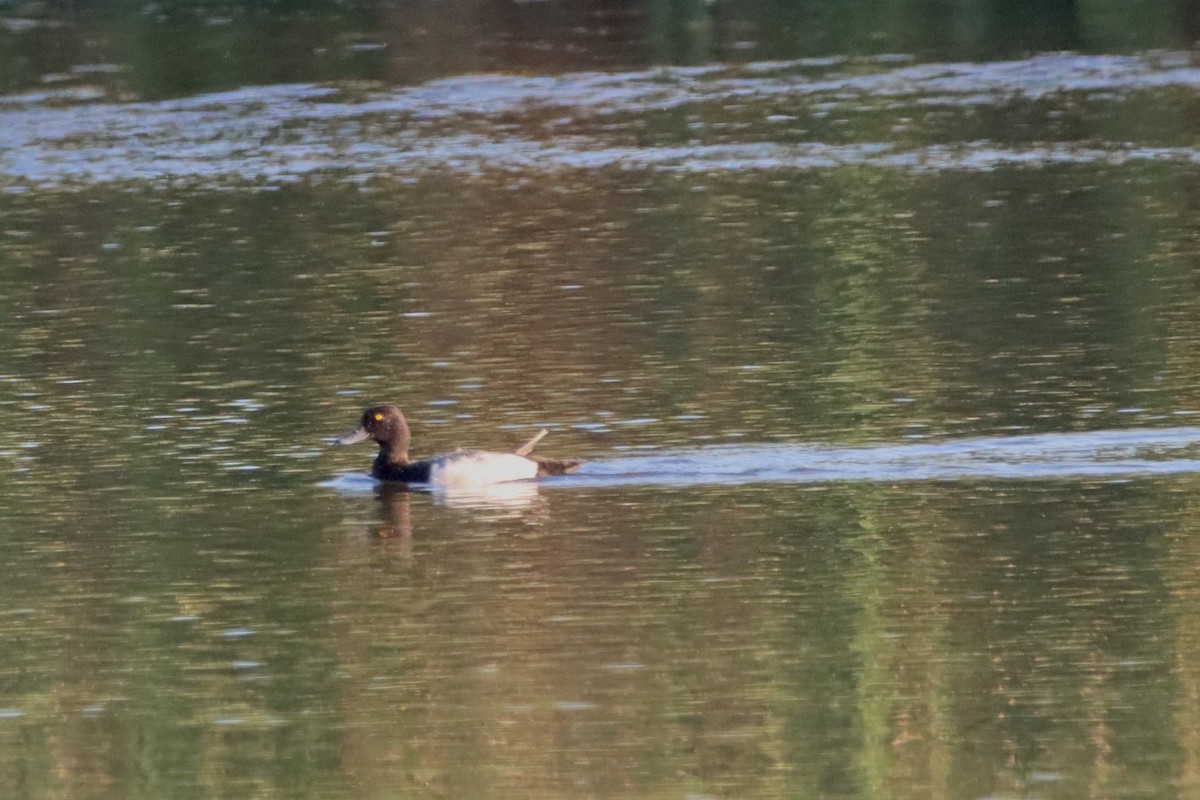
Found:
5,3 -> 1200,799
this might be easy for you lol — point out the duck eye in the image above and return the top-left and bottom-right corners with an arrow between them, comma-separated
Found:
373,413 -> 384,421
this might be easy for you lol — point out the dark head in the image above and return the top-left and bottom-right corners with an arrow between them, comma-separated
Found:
334,404 -> 411,462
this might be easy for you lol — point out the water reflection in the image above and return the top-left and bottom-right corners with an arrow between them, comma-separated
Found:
569,426 -> 1200,486
4,464 -> 1200,797
373,482 -> 413,541
310,478 -> 1200,799
3,0 -> 1182,101
8,53 -> 1200,188
4,5 -> 1200,798
329,426 -> 1200,498
429,481 -> 543,509
364,480 -> 545,538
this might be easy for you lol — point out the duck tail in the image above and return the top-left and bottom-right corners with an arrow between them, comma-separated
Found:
532,457 -> 582,477
514,428 -> 549,456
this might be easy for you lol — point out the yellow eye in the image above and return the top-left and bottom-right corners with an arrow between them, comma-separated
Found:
373,413 -> 384,421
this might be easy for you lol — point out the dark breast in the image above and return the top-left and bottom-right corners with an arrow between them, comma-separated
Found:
372,456 -> 432,483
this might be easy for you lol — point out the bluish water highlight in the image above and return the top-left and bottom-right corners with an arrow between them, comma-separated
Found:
5,52 -> 1200,188
324,426 -> 1200,494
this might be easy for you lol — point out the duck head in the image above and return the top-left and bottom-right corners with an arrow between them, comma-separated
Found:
335,404 -> 411,461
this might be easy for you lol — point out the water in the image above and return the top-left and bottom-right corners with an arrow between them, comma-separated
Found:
6,2 -> 1200,799
7,52 -> 1200,188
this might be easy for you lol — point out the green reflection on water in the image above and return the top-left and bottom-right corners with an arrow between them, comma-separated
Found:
1,479 -> 1199,799
0,1 -> 1189,99
3,56 -> 1200,795
1,164 -> 1197,494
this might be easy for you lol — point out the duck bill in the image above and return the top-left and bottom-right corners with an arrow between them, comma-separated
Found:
334,426 -> 371,445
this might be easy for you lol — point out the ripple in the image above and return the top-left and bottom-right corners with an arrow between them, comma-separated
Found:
3,53 -> 1200,188
564,427 -> 1200,487
321,427 -> 1200,492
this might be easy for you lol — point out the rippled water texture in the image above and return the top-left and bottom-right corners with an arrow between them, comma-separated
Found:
5,52 -> 1200,187
6,3 -> 1200,799
317,427 -> 1200,499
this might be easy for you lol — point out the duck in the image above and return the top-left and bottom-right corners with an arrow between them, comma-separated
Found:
333,404 -> 581,485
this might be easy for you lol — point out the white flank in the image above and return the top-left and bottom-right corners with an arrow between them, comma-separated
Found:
427,451 -> 539,486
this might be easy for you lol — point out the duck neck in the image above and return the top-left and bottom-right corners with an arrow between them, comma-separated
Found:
378,411 -> 412,465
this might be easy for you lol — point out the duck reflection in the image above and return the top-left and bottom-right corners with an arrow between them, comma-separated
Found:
430,480 -> 542,509
373,482 -> 414,541
371,479 -> 546,540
